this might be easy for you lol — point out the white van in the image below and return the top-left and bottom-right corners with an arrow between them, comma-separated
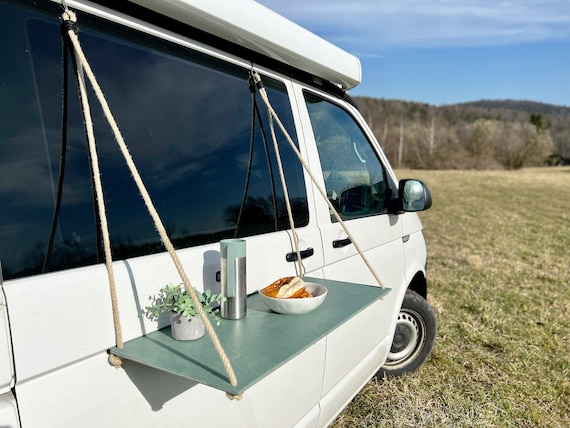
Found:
0,0 -> 436,426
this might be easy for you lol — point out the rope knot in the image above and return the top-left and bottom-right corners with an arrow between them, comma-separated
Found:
61,10 -> 79,35
248,71 -> 263,93
108,353 -> 123,369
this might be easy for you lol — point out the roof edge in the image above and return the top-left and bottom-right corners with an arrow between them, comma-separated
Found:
127,0 -> 362,90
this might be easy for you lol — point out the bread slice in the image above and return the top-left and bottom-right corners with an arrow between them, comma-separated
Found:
277,276 -> 306,298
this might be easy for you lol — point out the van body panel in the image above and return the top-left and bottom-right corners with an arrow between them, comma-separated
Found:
318,335 -> 392,427
4,266 -> 117,382
0,391 -> 20,428
401,213 -> 429,290
321,299 -> 388,396
15,340 -> 326,428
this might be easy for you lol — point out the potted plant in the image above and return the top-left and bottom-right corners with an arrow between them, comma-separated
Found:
145,283 -> 224,341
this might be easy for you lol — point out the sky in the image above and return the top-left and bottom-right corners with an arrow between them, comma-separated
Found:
256,0 -> 570,107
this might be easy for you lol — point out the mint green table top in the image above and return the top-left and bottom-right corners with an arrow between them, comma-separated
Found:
110,277 -> 391,395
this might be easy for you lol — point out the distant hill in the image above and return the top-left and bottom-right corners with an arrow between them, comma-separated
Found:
457,100 -> 570,118
353,97 -> 570,169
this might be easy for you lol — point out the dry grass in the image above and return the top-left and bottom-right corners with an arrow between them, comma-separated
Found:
331,167 -> 570,427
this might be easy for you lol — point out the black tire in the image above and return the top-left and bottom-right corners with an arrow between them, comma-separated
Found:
376,289 -> 436,377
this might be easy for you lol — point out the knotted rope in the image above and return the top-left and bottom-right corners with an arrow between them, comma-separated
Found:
62,9 -> 237,386
250,71 -> 385,289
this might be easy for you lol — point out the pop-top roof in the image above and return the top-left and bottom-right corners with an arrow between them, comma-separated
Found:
128,0 -> 362,90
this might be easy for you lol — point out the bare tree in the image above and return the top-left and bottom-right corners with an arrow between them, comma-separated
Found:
495,122 -> 554,169
398,116 -> 404,168
423,109 -> 440,157
378,119 -> 389,149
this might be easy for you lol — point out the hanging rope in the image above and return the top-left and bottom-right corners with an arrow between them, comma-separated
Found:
234,86 -> 256,237
266,100 -> 304,276
61,9 -> 237,386
253,83 -> 280,232
74,54 -> 124,355
250,71 -> 386,289
43,23 -> 71,273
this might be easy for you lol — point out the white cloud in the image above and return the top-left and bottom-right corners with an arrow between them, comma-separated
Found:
256,0 -> 570,51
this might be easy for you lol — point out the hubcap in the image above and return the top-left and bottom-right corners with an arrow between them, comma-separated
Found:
385,310 -> 422,368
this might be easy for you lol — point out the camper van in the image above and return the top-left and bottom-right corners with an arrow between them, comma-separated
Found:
0,0 -> 436,426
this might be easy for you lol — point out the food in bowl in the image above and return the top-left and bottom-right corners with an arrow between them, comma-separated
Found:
261,276 -> 312,298
259,278 -> 328,314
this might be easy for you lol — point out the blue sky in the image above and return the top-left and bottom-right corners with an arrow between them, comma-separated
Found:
256,0 -> 570,107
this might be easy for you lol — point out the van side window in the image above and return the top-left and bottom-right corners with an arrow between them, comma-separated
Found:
0,0 -> 307,281
304,92 -> 391,220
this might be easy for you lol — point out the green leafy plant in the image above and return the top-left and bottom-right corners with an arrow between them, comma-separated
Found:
145,283 -> 225,325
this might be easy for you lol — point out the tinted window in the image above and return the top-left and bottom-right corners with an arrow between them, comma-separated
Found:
304,92 -> 392,220
0,0 -> 307,280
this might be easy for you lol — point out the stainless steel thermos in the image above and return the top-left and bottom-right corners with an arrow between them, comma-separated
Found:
220,239 -> 247,319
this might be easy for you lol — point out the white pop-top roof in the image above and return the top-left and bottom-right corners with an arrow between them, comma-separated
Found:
129,0 -> 362,90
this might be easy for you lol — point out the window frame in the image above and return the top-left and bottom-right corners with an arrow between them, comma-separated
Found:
300,88 -> 398,222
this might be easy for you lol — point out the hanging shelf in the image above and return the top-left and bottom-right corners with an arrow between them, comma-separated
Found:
110,277 -> 390,396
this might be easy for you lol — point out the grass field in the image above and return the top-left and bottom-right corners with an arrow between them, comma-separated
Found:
331,167 -> 570,427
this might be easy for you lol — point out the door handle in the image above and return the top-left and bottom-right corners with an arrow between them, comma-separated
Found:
332,237 -> 352,248
286,248 -> 314,262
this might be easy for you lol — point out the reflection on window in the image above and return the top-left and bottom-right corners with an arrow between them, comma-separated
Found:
304,92 -> 391,220
0,1 -> 307,280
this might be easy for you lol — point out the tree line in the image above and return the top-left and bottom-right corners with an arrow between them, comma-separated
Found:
354,97 -> 570,169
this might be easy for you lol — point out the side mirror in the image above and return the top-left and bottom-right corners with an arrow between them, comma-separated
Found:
391,179 -> 432,213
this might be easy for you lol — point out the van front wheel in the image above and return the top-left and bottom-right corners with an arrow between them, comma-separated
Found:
377,290 -> 436,377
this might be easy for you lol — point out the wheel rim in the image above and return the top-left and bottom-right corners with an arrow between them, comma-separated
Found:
385,308 -> 425,370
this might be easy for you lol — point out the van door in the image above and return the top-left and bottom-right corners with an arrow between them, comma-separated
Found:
298,90 -> 405,289
294,88 -> 407,413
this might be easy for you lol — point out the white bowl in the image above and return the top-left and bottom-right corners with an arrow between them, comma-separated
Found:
259,282 -> 327,315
